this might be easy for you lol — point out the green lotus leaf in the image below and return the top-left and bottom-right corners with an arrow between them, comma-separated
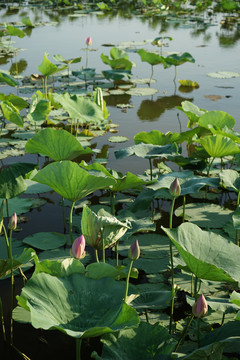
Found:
21,16 -> 34,27
198,110 -> 235,130
81,205 -> 130,250
32,161 -> 116,201
126,87 -> 158,96
72,68 -> 96,80
219,169 -> 240,192
115,143 -> 178,160
0,163 -> 36,199
209,126 -> 240,144
16,272 -> 139,338
198,135 -> 240,158
148,171 -> 219,196
1,101 -> 24,127
53,92 -> 104,124
131,291 -> 171,311
137,49 -> 166,66
178,79 -> 199,87
34,257 -> 85,277
53,54 -> 81,65
23,232 -> 67,250
3,197 -> 46,217
86,262 -> 124,280
164,52 -> 195,67
102,69 -> 132,81
27,94 -> 51,123
25,128 -> 93,161
162,222 -> 240,283
134,130 -> 181,145
207,71 -> 240,79
0,94 -> 28,110
176,100 -> 205,128
0,247 -> 35,279
108,136 -> 129,143
37,52 -> 67,77
0,70 -> 19,87
94,321 -> 176,360
6,25 -> 26,38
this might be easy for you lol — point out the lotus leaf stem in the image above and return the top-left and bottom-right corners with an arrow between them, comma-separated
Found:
124,259 -> 133,302
102,231 -> 105,263
110,191 -> 115,215
94,249 -> 99,263
115,240 -> 119,267
194,275 -> 198,301
169,196 -> 175,334
9,229 -> 14,345
174,314 -> 194,352
76,338 -> 82,360
11,344 -> 31,360
182,195 -> 186,223
69,201 -> 76,245
221,312 -> 225,326
62,197 -> 66,233
149,158 -> 153,181
0,297 -> 6,342
197,317 -> 201,347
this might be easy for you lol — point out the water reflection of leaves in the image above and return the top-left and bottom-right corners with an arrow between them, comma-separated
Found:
137,95 -> 193,121
9,59 -> 28,75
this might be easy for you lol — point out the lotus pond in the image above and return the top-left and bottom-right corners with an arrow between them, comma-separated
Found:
1,0 -> 240,359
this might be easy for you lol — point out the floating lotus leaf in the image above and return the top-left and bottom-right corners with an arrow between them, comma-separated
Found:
207,71 -> 240,79
23,232 -> 67,250
115,143 -> 178,160
102,69 -> 132,81
162,222 -> 240,283
25,128 -> 93,161
33,161 -> 116,201
16,272 -> 139,338
126,87 -> 158,96
108,136 -> 129,143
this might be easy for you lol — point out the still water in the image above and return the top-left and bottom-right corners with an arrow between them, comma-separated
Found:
1,3 -> 240,177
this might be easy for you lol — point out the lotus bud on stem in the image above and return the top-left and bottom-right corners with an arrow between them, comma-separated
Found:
192,294 -> 208,348
124,240 -> 140,302
71,235 -> 86,260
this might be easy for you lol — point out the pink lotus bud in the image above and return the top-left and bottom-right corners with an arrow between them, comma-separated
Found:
71,235 -> 86,260
192,294 -> 208,318
85,36 -> 92,46
8,212 -> 17,230
128,239 -> 140,261
169,177 -> 181,197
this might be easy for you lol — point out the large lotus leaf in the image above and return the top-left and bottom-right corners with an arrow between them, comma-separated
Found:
164,52 -> 195,67
0,247 -> 35,279
219,169 -> 240,193
209,126 -> 240,144
176,101 -> 205,128
110,47 -> 129,60
175,203 -> 232,228
53,92 -> 104,124
1,101 -> 24,127
81,205 -> 130,250
0,162 -> 36,199
3,197 -> 45,217
137,49 -> 166,66
93,321 -> 176,360
16,272 -> 139,338
198,110 -> 235,130
25,179 -> 52,194
6,24 -> 25,38
115,143 -> 178,160
198,135 -> 240,157
101,54 -> 133,70
25,128 -> 93,161
162,222 -> 240,282
79,161 -> 114,179
72,68 -> 96,80
34,257 -> 85,277
37,52 -> 67,76
0,70 -> 19,87
33,161 -> 116,201
118,213 -> 156,242
27,94 -> 51,123
23,232 -> 67,250
134,130 -> 181,145
148,172 -> 219,196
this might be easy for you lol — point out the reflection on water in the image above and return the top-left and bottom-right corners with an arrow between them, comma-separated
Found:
9,58 -> 28,75
137,95 -> 193,121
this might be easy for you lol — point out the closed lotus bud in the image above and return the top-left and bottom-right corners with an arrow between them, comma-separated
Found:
85,36 -> 92,46
128,239 -> 140,261
8,212 -> 17,230
169,177 -> 181,197
192,294 -> 208,318
71,235 -> 86,260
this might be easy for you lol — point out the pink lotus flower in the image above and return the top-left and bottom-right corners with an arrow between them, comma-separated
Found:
85,36 -> 92,46
9,212 -> 17,230
71,235 -> 86,260
169,177 -> 181,197
192,294 -> 208,318
128,239 -> 140,261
